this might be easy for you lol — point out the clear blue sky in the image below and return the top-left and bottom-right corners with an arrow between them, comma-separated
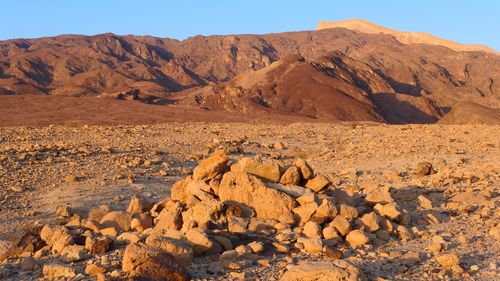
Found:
1,0 -> 499,51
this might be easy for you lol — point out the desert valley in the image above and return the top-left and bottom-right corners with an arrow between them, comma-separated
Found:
0,18 -> 498,281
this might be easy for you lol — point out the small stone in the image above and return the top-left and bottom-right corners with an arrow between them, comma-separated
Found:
303,221 -> 321,238
247,241 -> 264,253
280,166 -> 301,185
85,264 -> 107,276
297,237 -> 323,253
360,212 -> 381,233
457,235 -> 468,244
417,195 -> 433,209
305,175 -> 330,192
373,203 -> 402,222
414,162 -> 436,176
235,245 -> 251,254
130,213 -> 153,233
331,215 -> 351,236
10,186 -> 23,192
127,195 -> 152,214
220,250 -> 238,261
85,235 -> 114,254
43,263 -> 76,280
64,175 -> 78,183
294,158 -> 314,180
61,245 -> 87,262
436,254 -> 460,268
55,205 -> 72,217
323,246 -> 343,259
345,230 -> 369,248
365,186 -> 394,205
339,204 -> 358,221
20,257 -> 39,271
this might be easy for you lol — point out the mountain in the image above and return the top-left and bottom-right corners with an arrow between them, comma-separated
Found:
438,101 -> 500,124
0,19 -> 499,124
317,19 -> 497,54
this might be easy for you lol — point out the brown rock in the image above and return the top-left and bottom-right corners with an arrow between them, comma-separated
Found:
85,235 -> 114,254
192,152 -> 229,181
219,171 -> 296,220
339,204 -> 359,221
436,253 -> 460,268
127,195 -> 153,214
130,213 -> 153,232
293,202 -> 318,225
345,230 -> 370,248
171,176 -> 193,203
365,186 -> 394,205
303,221 -> 322,238
414,162 -> 436,176
99,211 -> 132,233
122,243 -> 191,281
294,158 -> 314,180
323,246 -> 343,259
234,157 -> 281,182
185,228 -> 214,256
88,205 -> 110,221
359,212 -> 380,233
55,205 -> 72,218
43,263 -> 76,280
40,225 -> 74,253
181,198 -> 223,229
85,264 -> 107,276
280,166 -> 301,185
305,175 -> 330,192
311,198 -> 337,224
247,241 -> 264,253
373,203 -> 402,222
331,215 -> 351,236
297,236 -> 323,253
279,260 -> 365,281
145,235 -> 193,266
417,195 -> 434,209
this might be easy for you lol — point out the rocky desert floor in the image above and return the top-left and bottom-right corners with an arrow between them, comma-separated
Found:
0,122 -> 498,280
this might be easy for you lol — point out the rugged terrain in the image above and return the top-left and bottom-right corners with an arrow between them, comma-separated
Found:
0,122 -> 498,280
1,20 -> 500,124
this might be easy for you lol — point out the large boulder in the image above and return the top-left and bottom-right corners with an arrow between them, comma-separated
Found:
122,243 -> 191,281
280,260 -> 366,281
192,152 -> 229,181
145,235 -> 193,266
219,172 -> 296,220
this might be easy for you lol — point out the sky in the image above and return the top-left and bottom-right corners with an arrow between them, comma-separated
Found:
1,0 -> 499,51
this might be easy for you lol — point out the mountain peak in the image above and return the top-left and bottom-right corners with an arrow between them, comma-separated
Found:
317,19 -> 497,54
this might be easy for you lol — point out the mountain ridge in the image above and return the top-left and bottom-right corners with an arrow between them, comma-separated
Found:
317,19 -> 497,54
1,20 -> 499,124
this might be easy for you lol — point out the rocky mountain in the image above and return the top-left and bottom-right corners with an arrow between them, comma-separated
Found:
317,19 -> 497,54
0,20 -> 499,124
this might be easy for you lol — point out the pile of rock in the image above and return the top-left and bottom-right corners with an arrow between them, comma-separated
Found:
1,151 -> 427,280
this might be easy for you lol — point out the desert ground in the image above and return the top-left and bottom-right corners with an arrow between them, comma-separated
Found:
0,121 -> 498,280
